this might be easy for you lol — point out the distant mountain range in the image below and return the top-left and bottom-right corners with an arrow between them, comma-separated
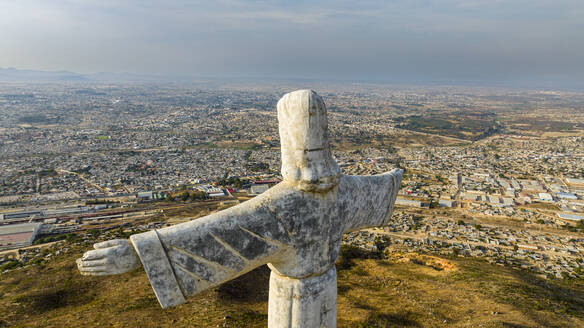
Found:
0,68 -> 182,82
1,67 -> 583,91
0,67 -> 87,81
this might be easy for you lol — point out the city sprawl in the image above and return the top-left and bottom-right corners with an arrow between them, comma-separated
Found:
1,82 -> 584,281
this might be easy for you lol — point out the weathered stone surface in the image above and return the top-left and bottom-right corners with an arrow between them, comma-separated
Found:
130,231 -> 186,307
77,89 -> 403,327
76,239 -> 140,276
268,266 -> 337,328
278,90 -> 340,192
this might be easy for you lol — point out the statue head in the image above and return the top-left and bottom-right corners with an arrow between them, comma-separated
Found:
277,90 -> 340,192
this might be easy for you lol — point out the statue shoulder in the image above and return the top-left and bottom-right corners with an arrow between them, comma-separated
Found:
338,169 -> 403,198
340,169 -> 402,184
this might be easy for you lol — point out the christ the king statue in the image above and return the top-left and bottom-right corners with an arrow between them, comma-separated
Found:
77,89 -> 403,328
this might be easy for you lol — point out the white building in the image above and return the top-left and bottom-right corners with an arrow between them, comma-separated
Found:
538,193 -> 554,202
438,199 -> 457,207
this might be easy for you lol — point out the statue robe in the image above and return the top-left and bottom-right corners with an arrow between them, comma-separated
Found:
130,169 -> 402,308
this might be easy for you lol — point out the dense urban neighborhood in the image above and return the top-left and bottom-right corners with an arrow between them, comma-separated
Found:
1,82 -> 584,281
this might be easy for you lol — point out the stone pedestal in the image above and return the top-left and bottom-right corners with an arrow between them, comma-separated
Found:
268,267 -> 337,328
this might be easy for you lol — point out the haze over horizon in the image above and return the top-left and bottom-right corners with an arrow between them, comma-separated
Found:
1,1 -> 583,88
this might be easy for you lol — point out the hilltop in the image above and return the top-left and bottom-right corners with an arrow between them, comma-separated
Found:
2,236 -> 584,328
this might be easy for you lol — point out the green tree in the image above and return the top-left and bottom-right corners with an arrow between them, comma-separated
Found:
190,190 -> 207,201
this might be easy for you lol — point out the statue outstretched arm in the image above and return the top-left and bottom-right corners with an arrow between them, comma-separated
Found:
339,169 -> 403,232
77,239 -> 141,276
130,190 -> 291,308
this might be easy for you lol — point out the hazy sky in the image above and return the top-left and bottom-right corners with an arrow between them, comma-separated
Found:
1,0 -> 583,84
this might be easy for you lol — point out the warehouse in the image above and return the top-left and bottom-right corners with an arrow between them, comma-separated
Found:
0,223 -> 40,249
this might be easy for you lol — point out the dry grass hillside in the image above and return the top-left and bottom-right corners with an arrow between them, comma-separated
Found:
2,242 -> 584,328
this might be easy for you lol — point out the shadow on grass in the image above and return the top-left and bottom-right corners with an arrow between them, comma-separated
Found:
357,311 -> 422,328
224,310 -> 268,326
337,245 -> 383,271
14,281 -> 96,313
217,265 -> 270,303
7,260 -> 103,315
501,323 -> 531,328
337,283 -> 352,295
